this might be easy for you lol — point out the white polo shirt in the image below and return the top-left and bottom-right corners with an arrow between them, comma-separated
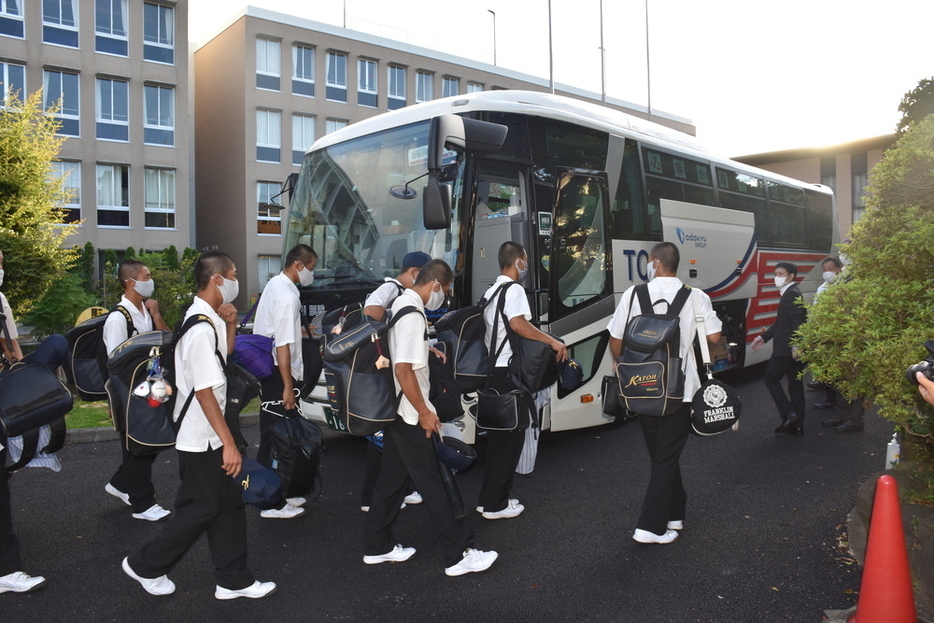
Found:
606,277 -> 722,402
1,292 -> 17,341
173,296 -> 227,452
388,289 -> 432,426
102,295 -> 154,355
482,276 -> 531,367
253,272 -> 303,382
364,278 -> 405,310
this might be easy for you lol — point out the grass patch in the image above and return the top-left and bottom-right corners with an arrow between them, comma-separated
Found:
64,397 -> 263,430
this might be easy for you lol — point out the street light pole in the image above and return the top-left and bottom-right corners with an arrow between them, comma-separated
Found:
599,0 -> 605,106
645,0 -> 652,121
548,0 -> 554,94
488,9 -> 497,66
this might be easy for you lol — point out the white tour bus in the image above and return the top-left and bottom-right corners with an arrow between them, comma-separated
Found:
282,90 -> 837,442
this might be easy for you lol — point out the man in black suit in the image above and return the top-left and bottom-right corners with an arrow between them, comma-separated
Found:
752,262 -> 807,435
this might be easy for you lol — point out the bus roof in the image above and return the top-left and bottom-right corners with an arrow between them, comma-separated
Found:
308,90 -> 832,196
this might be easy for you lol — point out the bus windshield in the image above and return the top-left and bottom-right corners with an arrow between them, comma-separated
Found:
286,121 -> 462,288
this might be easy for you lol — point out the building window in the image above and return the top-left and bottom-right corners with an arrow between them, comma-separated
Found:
43,69 -> 80,136
257,255 -> 282,290
51,160 -> 81,223
144,168 -> 175,229
325,118 -> 348,135
292,44 -> 315,97
95,0 -> 128,56
256,109 -> 281,163
0,0 -> 24,38
144,84 -> 174,145
442,77 -> 459,98
358,59 -> 377,107
43,0 -> 78,47
326,52 -> 347,102
96,77 -> 129,141
0,61 -> 25,105
143,3 -> 174,64
416,70 -> 433,103
467,82 -> 484,93
851,153 -> 868,225
292,113 -> 315,166
256,37 -> 280,91
96,164 -> 129,227
257,181 -> 282,235
388,65 -> 406,110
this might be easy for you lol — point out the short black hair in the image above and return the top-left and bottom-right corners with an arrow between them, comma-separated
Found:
118,260 -> 147,285
284,244 -> 317,267
498,241 -> 526,270
194,251 -> 235,291
775,261 -> 798,278
650,241 -> 680,273
821,256 -> 843,270
414,259 -> 453,287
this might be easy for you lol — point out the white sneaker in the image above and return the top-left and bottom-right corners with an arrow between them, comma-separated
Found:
481,499 -> 524,520
122,557 -> 175,596
285,497 -> 307,508
0,571 -> 47,594
667,520 -> 684,531
105,483 -> 131,507
363,544 -> 416,565
403,491 -> 423,505
260,503 -> 305,519
633,528 -> 679,544
132,504 -> 171,522
361,501 -> 406,513
476,498 -> 518,514
215,580 -> 277,600
445,549 -> 498,577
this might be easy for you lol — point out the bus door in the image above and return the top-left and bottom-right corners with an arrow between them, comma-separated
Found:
470,166 -> 531,300
546,168 -> 616,432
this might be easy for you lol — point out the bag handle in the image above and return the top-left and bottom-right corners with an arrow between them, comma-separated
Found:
693,289 -> 714,381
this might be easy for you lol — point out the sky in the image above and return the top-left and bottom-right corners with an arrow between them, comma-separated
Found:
189,0 -> 934,157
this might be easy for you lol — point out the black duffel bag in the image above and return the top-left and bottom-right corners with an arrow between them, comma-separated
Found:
0,363 -> 73,439
475,387 -> 535,432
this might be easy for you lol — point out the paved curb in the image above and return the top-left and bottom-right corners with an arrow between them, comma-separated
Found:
65,412 -> 260,444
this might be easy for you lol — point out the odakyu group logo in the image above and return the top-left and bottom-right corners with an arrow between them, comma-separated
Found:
676,227 -> 707,248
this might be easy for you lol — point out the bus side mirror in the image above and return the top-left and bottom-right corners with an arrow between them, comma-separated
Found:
423,172 -> 452,230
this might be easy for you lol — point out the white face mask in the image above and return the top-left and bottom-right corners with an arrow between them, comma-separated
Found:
297,264 -> 315,287
216,275 -> 239,304
0,269 -> 4,288
646,259 -> 658,281
426,282 -> 446,311
822,271 -> 837,283
132,278 -> 155,298
515,258 -> 528,281
774,275 -> 787,289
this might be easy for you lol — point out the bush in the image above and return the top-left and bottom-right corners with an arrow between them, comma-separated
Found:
21,272 -> 96,339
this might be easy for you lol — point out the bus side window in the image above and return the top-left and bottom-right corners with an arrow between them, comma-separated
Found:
610,139 -> 655,241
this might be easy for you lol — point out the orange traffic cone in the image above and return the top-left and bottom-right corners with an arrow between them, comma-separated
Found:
847,474 -> 917,623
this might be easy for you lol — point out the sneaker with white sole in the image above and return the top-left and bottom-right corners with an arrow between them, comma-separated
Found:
215,580 -> 277,600
476,498 -> 518,514
403,491 -> 423,505
132,504 -> 171,522
667,520 -> 683,531
0,571 -> 47,594
363,544 -> 416,565
105,483 -> 131,507
445,549 -> 498,577
632,528 -> 679,544
260,503 -> 305,519
285,497 -> 307,508
122,557 -> 175,596
481,499 -> 524,520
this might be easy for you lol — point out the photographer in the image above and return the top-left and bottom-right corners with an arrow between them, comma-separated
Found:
917,373 -> 934,407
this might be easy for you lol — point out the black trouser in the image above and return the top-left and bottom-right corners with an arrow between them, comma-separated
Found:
477,367 -> 525,514
764,356 -> 806,420
128,448 -> 254,590
361,442 -> 414,507
109,443 -> 158,513
637,402 -> 691,536
363,416 -> 474,567
0,445 -> 23,576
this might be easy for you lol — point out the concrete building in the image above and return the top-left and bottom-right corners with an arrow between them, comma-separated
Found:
735,135 -> 896,239
0,0 -> 191,268
194,6 -> 695,304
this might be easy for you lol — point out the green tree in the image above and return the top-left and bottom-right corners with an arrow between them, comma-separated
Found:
21,273 -> 96,339
69,241 -> 96,292
896,77 -> 934,136
797,114 -> 934,450
0,91 -> 78,314
135,248 -> 197,329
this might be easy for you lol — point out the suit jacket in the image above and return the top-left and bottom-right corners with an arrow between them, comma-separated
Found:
762,284 -> 807,357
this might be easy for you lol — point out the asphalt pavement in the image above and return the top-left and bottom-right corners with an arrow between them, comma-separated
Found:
0,365 -> 893,622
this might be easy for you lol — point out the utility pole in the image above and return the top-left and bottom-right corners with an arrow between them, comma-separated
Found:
488,10 -> 497,65
548,0 -> 554,94
599,0 -> 606,105
645,0 -> 652,121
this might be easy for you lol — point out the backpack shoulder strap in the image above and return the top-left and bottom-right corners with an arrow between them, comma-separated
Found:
172,314 -> 226,431
113,304 -> 135,337
667,285 -> 692,316
634,284 -> 652,316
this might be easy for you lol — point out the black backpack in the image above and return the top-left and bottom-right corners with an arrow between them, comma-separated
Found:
267,416 -> 322,498
616,284 -> 691,417
65,306 -> 134,401
427,342 -> 463,423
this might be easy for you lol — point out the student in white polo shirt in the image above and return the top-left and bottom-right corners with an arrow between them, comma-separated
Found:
103,260 -> 172,522
253,244 -> 317,519
122,251 -> 276,600
363,259 -> 498,577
